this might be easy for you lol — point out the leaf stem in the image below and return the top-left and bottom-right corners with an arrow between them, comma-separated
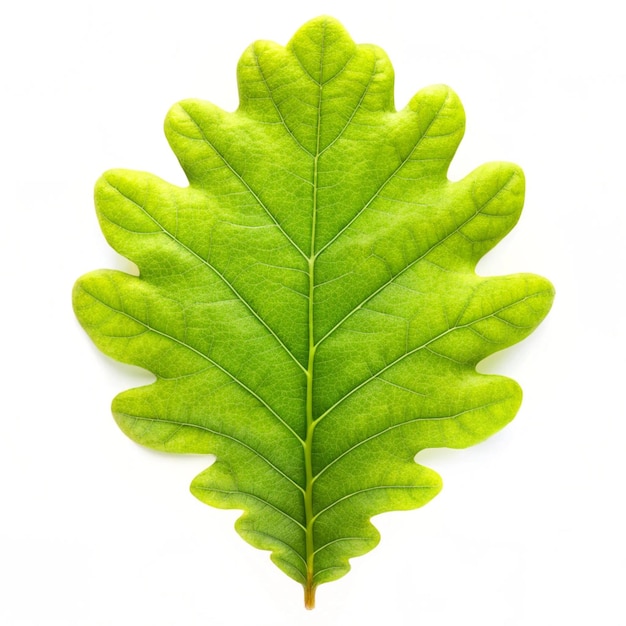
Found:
304,571 -> 316,610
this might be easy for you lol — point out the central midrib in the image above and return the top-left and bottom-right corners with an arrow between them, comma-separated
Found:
303,31 -> 326,610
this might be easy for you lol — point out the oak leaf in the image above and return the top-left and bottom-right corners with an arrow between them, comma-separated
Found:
73,16 -> 554,608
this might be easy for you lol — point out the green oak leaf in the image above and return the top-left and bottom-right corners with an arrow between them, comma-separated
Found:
73,16 -> 554,608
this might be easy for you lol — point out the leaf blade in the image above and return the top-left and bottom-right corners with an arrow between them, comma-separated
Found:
73,15 -> 554,607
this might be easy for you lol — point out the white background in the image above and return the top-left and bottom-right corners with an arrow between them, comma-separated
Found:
2,1 -> 624,624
